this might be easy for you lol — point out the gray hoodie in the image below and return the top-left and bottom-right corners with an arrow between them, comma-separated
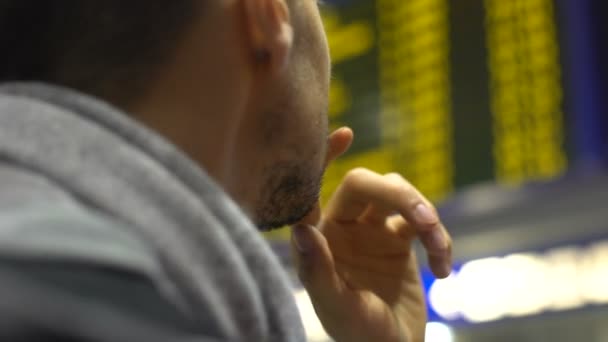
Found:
0,82 -> 306,342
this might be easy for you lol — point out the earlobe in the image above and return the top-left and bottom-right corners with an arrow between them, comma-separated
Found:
242,0 -> 293,74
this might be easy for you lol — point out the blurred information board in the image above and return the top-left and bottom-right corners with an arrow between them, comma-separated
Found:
321,0 -> 569,203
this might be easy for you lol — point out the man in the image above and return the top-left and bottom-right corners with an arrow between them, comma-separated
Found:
0,1 -> 452,341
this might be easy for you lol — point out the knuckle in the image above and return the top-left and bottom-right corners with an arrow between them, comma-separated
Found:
383,173 -> 422,204
343,167 -> 369,187
384,172 -> 409,189
384,172 -> 405,182
391,179 -> 415,198
345,167 -> 369,179
385,173 -> 409,191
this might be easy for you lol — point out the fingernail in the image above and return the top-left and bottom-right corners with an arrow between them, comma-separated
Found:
413,203 -> 438,225
292,225 -> 315,253
430,229 -> 447,251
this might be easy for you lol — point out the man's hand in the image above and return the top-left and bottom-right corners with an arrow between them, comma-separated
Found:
291,128 -> 452,342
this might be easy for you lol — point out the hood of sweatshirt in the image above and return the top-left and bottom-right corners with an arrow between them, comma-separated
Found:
0,82 -> 305,341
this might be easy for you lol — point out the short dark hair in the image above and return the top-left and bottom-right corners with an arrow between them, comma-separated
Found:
0,1 -> 198,105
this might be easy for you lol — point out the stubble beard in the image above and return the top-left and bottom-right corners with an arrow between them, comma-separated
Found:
254,161 -> 323,231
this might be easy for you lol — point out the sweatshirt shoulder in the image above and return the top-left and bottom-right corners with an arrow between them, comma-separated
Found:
0,163 -> 164,282
0,258 -> 211,342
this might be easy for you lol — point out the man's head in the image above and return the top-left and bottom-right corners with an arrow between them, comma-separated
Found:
0,1 -> 199,106
0,0 -> 337,230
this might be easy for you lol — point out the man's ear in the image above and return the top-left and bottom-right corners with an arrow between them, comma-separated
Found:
241,0 -> 293,74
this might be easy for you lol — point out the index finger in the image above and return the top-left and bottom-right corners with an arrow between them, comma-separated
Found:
388,215 -> 452,278
326,168 -> 452,277
326,168 -> 437,227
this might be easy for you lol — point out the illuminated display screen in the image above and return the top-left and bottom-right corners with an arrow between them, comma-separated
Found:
421,238 -> 608,324
321,0 -> 569,203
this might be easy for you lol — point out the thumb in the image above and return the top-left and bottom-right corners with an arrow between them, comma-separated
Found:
290,224 -> 345,309
325,127 -> 354,167
296,202 -> 321,227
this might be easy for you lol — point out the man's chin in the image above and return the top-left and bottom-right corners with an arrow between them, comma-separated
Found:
253,160 -> 324,232
256,204 -> 314,232
255,198 -> 317,232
